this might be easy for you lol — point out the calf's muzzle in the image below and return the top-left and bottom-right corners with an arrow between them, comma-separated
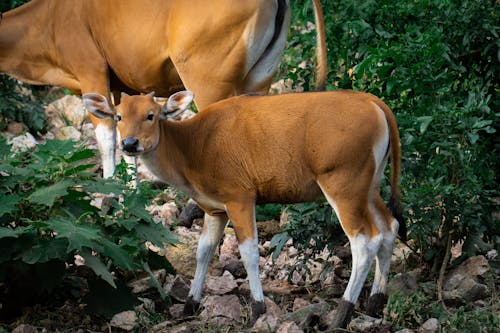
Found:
121,137 -> 139,153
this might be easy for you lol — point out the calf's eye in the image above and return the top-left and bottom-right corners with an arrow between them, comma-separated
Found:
115,115 -> 122,122
147,113 -> 154,121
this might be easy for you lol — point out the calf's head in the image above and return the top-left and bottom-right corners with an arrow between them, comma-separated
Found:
83,91 -> 194,155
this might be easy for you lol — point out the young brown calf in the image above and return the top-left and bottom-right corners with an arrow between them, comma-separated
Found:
83,90 -> 404,328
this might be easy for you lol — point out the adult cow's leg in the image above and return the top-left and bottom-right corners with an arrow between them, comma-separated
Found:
184,212 -> 228,315
225,200 -> 265,324
88,114 -> 116,179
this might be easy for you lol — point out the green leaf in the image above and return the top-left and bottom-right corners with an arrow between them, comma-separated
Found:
80,249 -> 116,288
81,179 -> 126,195
0,194 -> 20,217
269,233 -> 290,262
28,179 -> 74,207
134,223 -> 178,248
0,226 -> 29,238
49,217 -> 102,251
102,240 -> 136,271
417,116 -> 433,134
143,261 -> 167,300
21,238 -> 69,264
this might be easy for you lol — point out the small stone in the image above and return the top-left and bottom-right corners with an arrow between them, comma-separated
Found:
55,126 -> 81,141
200,294 -> 241,323
348,314 -> 383,331
164,275 -> 191,302
253,313 -> 281,332
169,303 -> 186,319
277,321 -> 304,333
292,297 -> 311,312
110,310 -> 137,331
418,318 -> 440,333
12,324 -> 38,333
205,270 -> 238,295
8,132 -> 37,153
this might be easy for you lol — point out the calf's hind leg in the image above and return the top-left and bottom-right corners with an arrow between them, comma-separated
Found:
318,181 -> 383,329
184,213 -> 228,315
366,196 -> 399,317
225,200 -> 265,324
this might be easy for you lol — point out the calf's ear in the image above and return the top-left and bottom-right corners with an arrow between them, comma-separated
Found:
161,91 -> 194,119
82,93 -> 114,119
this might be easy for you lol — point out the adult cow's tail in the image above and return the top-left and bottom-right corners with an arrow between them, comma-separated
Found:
311,0 -> 327,91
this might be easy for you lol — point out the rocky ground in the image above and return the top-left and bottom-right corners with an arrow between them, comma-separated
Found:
2,95 -> 499,332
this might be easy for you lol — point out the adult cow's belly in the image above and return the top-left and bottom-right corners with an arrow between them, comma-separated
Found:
110,57 -> 184,97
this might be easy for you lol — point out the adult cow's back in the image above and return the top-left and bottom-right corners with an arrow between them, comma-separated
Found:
0,0 -> 326,178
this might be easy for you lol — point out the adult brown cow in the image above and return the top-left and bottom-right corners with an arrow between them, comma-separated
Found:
0,0 -> 326,178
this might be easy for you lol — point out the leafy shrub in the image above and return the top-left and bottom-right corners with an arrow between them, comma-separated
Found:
0,75 -> 48,134
278,0 -> 499,272
0,139 -> 177,318
387,290 -> 500,332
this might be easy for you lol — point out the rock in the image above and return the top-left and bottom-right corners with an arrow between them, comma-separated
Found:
164,227 -> 200,277
253,313 -> 281,332
148,201 -> 179,226
45,95 -> 86,128
128,269 -> 166,294
395,329 -> 416,333
348,314 -> 383,331
6,121 -> 26,136
447,255 -> 490,281
283,301 -> 330,328
220,253 -> 246,278
200,294 -> 242,323
221,233 -> 240,257
264,296 -> 284,317
169,303 -> 185,319
110,310 -> 137,331
443,256 -> 491,305
387,272 -> 419,296
164,275 -> 191,302
205,270 -> 238,295
7,132 -> 37,153
55,125 -> 81,141
442,275 -> 489,305
277,321 -> 304,333
256,220 -> 281,241
293,297 -> 311,312
155,323 -> 190,333
151,320 -> 174,332
418,318 -> 440,333
138,297 -> 155,312
12,324 -> 38,333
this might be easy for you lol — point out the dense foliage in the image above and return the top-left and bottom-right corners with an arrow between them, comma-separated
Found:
0,139 -> 177,318
273,0 -> 499,274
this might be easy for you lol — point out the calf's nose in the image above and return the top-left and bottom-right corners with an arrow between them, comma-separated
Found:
121,137 -> 139,153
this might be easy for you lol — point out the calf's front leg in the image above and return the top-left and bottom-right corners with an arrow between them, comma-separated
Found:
184,213 -> 228,315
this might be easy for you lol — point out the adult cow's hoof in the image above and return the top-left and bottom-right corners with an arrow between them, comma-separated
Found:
331,299 -> 355,329
366,293 -> 387,318
183,296 -> 200,316
250,300 -> 266,325
179,199 -> 205,227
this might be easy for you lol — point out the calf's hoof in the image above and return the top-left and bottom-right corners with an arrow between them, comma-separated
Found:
366,293 -> 387,318
331,299 -> 355,329
250,300 -> 266,325
183,296 -> 200,316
